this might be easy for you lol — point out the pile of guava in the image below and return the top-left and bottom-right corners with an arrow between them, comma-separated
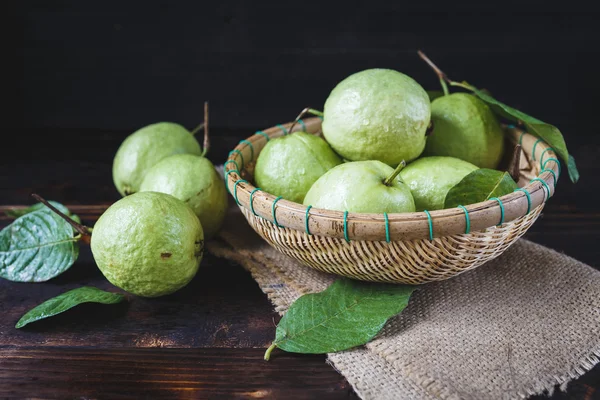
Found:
255,59 -> 509,215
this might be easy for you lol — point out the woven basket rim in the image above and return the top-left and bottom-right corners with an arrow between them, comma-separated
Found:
224,117 -> 560,241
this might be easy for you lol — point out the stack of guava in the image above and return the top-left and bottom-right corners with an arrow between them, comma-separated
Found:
255,68 -> 507,214
91,109 -> 228,298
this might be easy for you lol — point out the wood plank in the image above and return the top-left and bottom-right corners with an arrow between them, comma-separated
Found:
0,252 -> 280,348
0,347 -> 357,399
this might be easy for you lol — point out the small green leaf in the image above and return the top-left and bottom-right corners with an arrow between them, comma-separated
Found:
0,209 -> 80,282
16,286 -> 125,328
264,279 -> 415,359
467,86 -> 579,183
445,169 -> 518,208
5,201 -> 71,218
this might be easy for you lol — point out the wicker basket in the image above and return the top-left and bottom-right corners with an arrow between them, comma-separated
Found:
224,117 -> 560,284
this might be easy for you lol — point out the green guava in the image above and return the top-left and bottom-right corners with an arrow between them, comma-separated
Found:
254,131 -> 342,203
425,93 -> 505,169
139,154 -> 227,240
112,122 -> 202,196
322,68 -> 431,166
400,156 -> 478,211
303,160 -> 415,213
90,191 -> 204,297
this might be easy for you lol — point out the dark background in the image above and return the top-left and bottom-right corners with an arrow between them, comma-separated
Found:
8,1 -> 600,164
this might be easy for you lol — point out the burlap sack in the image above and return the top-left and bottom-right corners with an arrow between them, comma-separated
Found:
207,199 -> 600,400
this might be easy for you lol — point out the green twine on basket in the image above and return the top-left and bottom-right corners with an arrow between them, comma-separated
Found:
228,149 -> 244,169
531,138 -> 544,161
457,205 -> 471,234
383,212 -> 390,243
539,147 -> 555,165
233,179 -> 248,206
238,139 -> 254,161
542,157 -> 561,177
249,188 -> 261,216
225,169 -> 240,194
489,197 -> 505,226
224,159 -> 239,171
541,168 -> 557,188
531,178 -> 551,201
297,119 -> 306,132
343,211 -> 350,243
272,196 -> 283,228
305,205 -> 312,235
276,124 -> 288,135
423,210 -> 433,241
514,188 -> 532,215
255,130 -> 270,141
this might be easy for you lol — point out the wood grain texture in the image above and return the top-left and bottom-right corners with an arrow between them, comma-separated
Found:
0,347 -> 357,399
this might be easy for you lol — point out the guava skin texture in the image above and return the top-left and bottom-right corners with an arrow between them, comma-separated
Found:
90,192 -> 204,298
425,93 -> 505,169
322,68 -> 431,166
303,160 -> 416,214
400,156 -> 478,212
112,122 -> 202,196
139,154 -> 227,240
254,131 -> 343,203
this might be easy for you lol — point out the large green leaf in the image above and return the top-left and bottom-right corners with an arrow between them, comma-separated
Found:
16,286 -> 125,328
5,201 -> 81,225
468,86 -> 579,183
264,279 -> 415,359
445,169 -> 518,209
0,209 -> 80,282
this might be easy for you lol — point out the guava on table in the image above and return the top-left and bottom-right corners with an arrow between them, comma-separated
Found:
303,160 -> 415,213
139,154 -> 227,240
424,93 -> 505,169
90,191 -> 204,298
112,122 -> 202,196
254,131 -> 342,203
400,156 -> 478,211
322,68 -> 431,166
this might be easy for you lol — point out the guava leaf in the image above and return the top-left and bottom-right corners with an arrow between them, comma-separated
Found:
467,85 -> 579,183
0,209 -> 80,282
445,168 -> 518,209
5,201 -> 81,228
264,279 -> 415,359
16,286 -> 125,328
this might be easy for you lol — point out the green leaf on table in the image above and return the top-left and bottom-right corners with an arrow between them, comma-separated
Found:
16,286 -> 125,328
264,279 -> 415,360
0,209 -> 80,282
445,168 -> 518,209
467,86 -> 579,183
5,201 -> 81,226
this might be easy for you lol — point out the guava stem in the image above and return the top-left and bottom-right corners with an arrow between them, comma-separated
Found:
440,78 -> 449,96
383,160 -> 406,186
288,107 -> 324,134
508,144 -> 522,182
31,194 -> 92,237
190,122 -> 205,136
202,101 -> 210,157
264,343 -> 277,361
418,50 -> 479,95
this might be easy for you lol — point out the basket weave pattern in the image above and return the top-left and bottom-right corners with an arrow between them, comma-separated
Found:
225,118 -> 559,284
241,205 -> 543,284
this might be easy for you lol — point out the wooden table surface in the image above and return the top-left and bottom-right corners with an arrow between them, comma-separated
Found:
1,129 -> 599,399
